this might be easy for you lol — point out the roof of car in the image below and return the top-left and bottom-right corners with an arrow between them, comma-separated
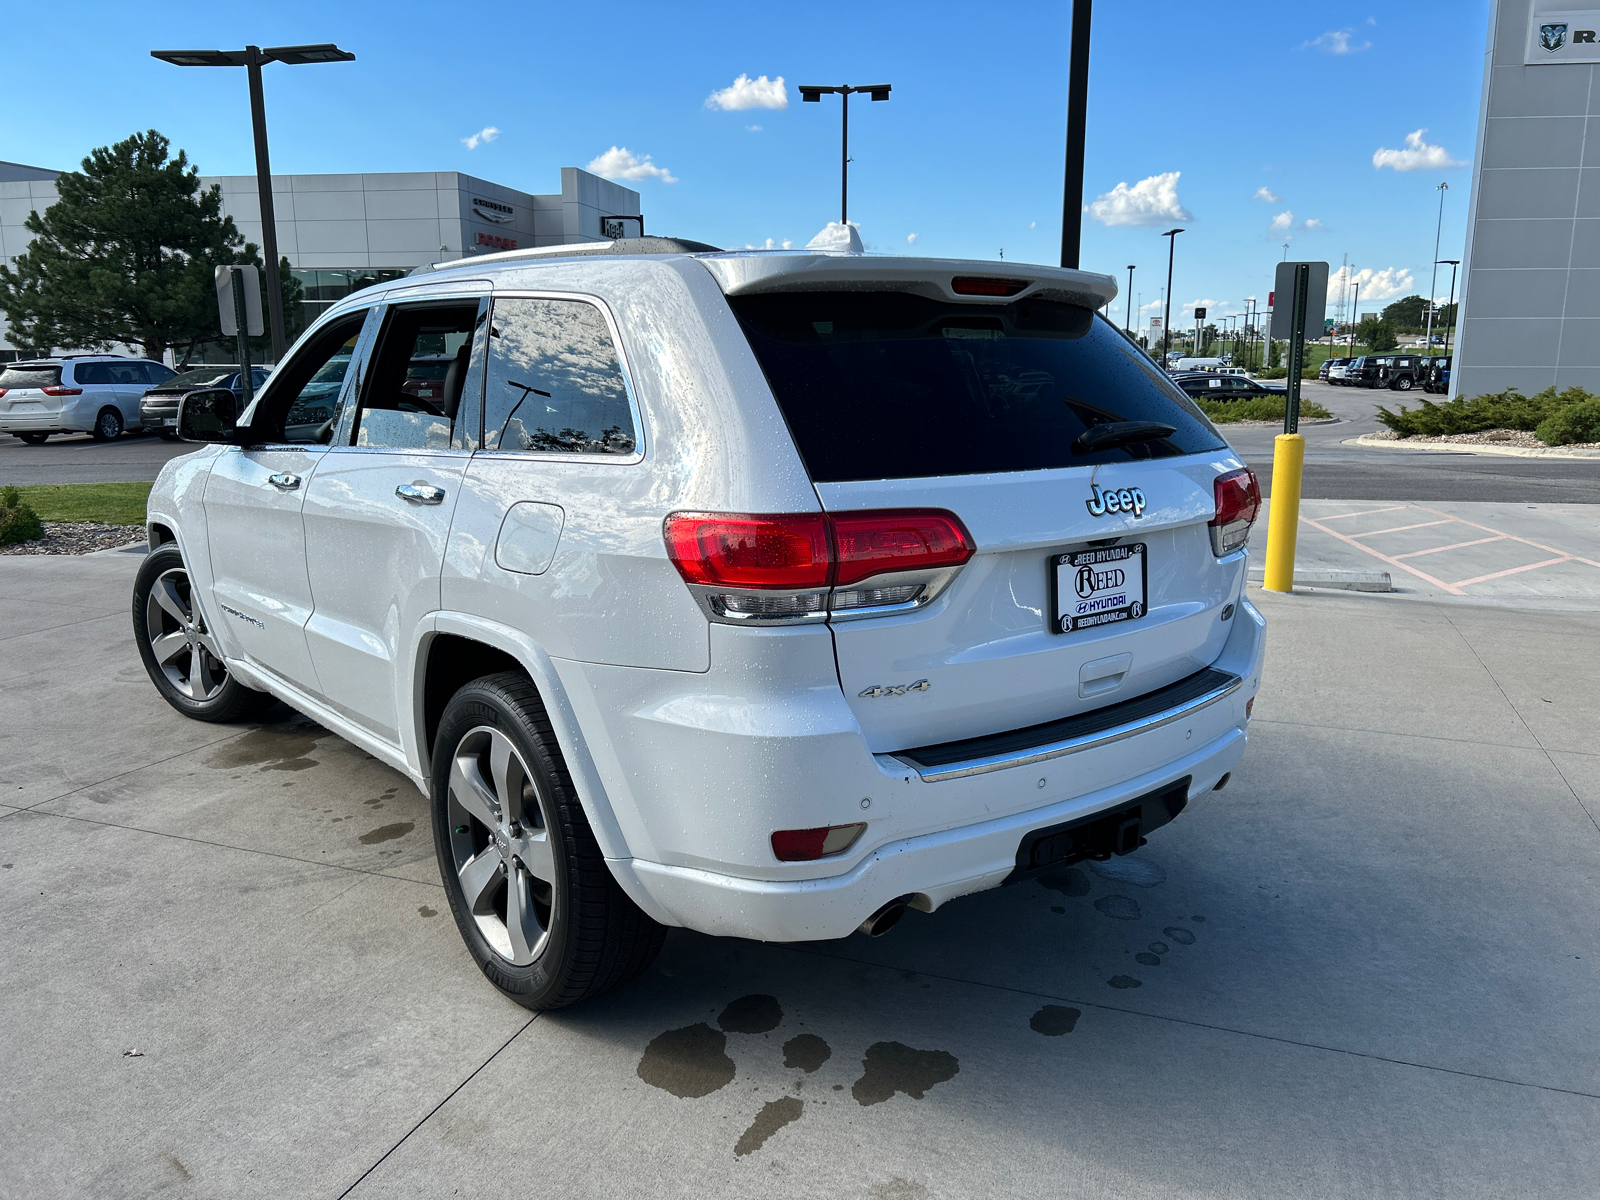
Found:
406,240 -> 1119,311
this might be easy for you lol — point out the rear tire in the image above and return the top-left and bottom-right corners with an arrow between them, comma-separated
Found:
431,672 -> 665,1010
1396,376 -> 1413,390
15,432 -> 48,445
132,545 -> 275,722
92,407 -> 123,442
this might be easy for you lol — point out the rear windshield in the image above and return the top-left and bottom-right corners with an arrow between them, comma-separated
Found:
0,365 -> 61,390
730,292 -> 1226,482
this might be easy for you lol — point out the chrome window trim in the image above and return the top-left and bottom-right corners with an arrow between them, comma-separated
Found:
888,671 -> 1244,782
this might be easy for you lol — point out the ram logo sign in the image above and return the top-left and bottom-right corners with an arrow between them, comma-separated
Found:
1526,10 -> 1600,62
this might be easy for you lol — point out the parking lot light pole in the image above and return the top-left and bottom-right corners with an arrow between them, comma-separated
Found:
1426,182 -> 1449,351
1437,259 -> 1460,356
798,83 -> 891,226
1060,0 -> 1093,269
1125,265 -> 1135,335
1160,228 -> 1183,364
152,43 -> 356,364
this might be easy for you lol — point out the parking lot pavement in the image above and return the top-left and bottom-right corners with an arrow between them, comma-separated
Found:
4,553 -> 1599,1198
0,430 -> 195,485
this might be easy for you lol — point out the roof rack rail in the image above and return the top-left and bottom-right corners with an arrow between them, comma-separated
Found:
415,236 -> 723,274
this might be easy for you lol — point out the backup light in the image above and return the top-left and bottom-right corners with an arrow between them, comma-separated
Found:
771,822 -> 867,862
1209,467 -> 1262,556
951,276 -> 1028,297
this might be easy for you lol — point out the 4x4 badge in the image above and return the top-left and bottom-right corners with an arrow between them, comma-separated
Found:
1085,484 -> 1146,519
860,679 -> 931,699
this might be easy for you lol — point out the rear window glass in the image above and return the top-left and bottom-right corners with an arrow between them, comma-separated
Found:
0,365 -> 61,389
730,292 -> 1225,482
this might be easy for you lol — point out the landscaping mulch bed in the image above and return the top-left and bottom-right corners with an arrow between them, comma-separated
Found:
0,522 -> 146,556
1365,428 -> 1600,450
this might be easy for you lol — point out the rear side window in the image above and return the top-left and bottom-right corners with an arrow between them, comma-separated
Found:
73,362 -> 114,385
0,365 -> 61,389
730,292 -> 1225,482
482,297 -> 636,455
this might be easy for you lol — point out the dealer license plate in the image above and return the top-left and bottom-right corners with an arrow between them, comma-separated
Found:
1052,543 -> 1147,634
163,417 -> 178,427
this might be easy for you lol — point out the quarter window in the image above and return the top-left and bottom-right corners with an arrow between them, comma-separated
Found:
482,297 -> 636,455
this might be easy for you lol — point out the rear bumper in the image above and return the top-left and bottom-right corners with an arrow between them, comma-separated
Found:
572,595 -> 1266,942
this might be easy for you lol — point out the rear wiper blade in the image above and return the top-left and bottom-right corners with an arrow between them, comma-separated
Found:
1072,421 -> 1177,455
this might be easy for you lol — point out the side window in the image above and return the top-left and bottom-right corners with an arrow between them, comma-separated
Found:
350,302 -> 480,451
74,362 -> 111,385
253,311 -> 369,444
108,362 -> 145,386
140,363 -> 175,385
483,297 -> 636,455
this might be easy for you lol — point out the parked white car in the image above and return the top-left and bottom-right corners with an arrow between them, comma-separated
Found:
135,239 -> 1266,1010
1,355 -> 176,442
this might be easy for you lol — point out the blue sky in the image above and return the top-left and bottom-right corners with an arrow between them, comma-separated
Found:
2,0 -> 1490,328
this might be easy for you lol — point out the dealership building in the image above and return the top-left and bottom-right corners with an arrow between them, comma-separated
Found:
1455,0 -> 1600,397
0,162 -> 642,358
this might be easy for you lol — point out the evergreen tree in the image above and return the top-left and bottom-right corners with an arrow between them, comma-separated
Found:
0,130 -> 261,361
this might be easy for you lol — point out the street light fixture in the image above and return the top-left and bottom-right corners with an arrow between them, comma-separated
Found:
798,83 -> 891,226
1436,259 -> 1461,356
152,43 -> 357,363
1426,182 -> 1450,350
1161,228 -> 1183,364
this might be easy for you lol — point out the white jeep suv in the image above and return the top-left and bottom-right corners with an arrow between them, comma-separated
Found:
135,238 -> 1265,1010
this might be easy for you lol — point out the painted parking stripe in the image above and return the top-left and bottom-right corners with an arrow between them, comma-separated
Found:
1391,535 -> 1508,561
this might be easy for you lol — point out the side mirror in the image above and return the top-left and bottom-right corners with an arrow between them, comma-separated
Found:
177,388 -> 242,444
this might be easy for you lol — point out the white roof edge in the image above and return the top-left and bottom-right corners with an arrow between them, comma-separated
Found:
697,253 -> 1118,308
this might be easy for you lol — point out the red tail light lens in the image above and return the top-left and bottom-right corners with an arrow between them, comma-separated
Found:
832,509 -> 975,586
951,276 -> 1028,297
42,386 -> 83,397
664,513 -> 831,589
1210,467 -> 1262,556
771,822 -> 867,862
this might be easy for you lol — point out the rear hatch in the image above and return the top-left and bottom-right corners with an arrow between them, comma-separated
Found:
0,363 -> 64,415
725,281 -> 1251,754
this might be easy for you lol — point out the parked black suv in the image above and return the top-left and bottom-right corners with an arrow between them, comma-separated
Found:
139,366 -> 271,438
1173,374 -> 1287,401
1349,355 -> 1428,390
1423,356 -> 1451,395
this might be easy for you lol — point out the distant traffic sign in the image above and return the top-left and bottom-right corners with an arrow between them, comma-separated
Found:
1269,262 -> 1329,339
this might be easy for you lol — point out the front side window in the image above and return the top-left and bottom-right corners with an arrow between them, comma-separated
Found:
350,302 -> 480,451
252,311 -> 369,443
482,297 -> 636,455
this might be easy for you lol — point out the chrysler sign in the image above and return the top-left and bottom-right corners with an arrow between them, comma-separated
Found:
1526,8 -> 1600,63
472,197 -> 515,224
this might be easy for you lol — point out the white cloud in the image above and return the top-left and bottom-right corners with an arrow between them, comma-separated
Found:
907,232 -> 919,244
1028,220 -> 1037,230
706,74 -> 788,111
1306,28 -> 1371,54
743,237 -> 793,250
1271,210 -> 1294,231
1253,186 -> 1281,203
1372,129 -> 1465,172
1303,218 -> 1324,229
586,146 -> 678,184
1332,265 -> 1415,303
1085,172 -> 1192,227
461,126 -> 500,150
746,125 -> 763,132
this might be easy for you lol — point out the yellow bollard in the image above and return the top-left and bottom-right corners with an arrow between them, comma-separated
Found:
1261,433 -> 1305,593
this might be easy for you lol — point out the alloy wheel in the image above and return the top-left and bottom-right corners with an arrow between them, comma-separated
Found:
144,567 -> 229,701
446,725 -> 557,965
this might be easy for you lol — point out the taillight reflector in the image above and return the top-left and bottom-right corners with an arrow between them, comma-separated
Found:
951,276 -> 1028,297
771,822 -> 867,862
1209,467 -> 1262,556
41,386 -> 82,397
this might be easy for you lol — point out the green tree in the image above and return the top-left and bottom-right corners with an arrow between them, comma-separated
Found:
1365,319 -> 1399,352
0,130 -> 259,361
1381,294 -> 1428,331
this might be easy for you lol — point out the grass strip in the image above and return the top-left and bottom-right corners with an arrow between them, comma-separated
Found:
11,482 -> 153,526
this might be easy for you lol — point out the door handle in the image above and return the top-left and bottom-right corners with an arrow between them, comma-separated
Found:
268,473 -> 302,490
396,482 -> 446,505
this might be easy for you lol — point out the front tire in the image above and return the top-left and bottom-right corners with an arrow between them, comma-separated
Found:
92,407 -> 124,441
432,673 -> 665,1010
132,545 -> 274,722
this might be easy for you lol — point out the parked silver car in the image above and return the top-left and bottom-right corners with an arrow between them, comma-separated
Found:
0,356 -> 176,442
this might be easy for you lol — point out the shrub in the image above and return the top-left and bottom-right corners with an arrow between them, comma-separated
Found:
1376,386 -> 1591,436
1535,398 -> 1600,446
0,485 -> 45,545
1197,396 -> 1332,423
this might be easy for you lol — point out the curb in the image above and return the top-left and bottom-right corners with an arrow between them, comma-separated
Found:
1343,435 -> 1600,459
1248,567 -> 1394,593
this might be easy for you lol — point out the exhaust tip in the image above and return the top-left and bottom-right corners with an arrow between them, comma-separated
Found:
857,895 -> 914,938
1213,772 -> 1231,792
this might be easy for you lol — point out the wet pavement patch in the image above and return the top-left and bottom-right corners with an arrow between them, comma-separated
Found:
1163,926 -> 1196,945
637,1023 -> 736,1098
1090,855 -> 1167,888
1029,1005 -> 1081,1036
1107,975 -> 1142,989
782,1033 -> 831,1073
1039,867 -> 1090,897
203,723 -> 323,773
1134,952 -> 1162,967
734,1096 -> 803,1156
1093,894 -> 1142,920
718,993 -> 783,1034
851,1042 -> 960,1106
358,821 -> 414,845
417,905 -> 437,918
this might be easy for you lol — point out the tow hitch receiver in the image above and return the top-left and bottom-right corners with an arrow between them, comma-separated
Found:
1006,777 -> 1191,883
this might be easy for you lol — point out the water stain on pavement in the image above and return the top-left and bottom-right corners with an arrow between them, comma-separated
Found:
637,1023 -> 736,1098
1029,1005 -> 1081,1036
734,1096 -> 803,1156
1039,867 -> 1090,897
1094,894 -> 1141,920
358,821 -> 413,845
417,905 -> 437,918
782,1033 -> 831,1073
1134,952 -> 1162,967
1107,975 -> 1142,989
719,994 -> 783,1034
1148,941 -> 1169,954
851,1042 -> 960,1106
1163,926 -> 1196,945
204,724 -> 323,773
870,1180 -> 929,1200
1090,856 -> 1167,887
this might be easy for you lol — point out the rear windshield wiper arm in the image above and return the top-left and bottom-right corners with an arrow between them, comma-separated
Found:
1072,421 -> 1177,455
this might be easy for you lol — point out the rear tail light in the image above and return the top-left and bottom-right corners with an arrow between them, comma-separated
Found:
0,389 -> 7,398
1210,467 -> 1262,556
665,509 -> 975,623
42,386 -> 83,397
771,822 -> 867,862
951,276 -> 1028,297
